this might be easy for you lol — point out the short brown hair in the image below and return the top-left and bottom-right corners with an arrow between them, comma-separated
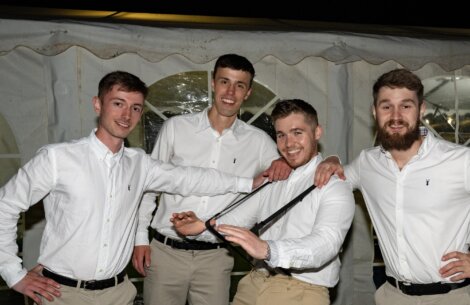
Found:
98,71 -> 148,100
271,99 -> 318,128
372,69 -> 423,106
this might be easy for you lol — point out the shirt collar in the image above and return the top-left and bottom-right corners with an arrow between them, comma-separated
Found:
289,153 -> 322,182
89,129 -> 124,165
196,106 -> 243,139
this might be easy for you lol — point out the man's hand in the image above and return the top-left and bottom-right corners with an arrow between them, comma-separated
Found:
440,251 -> 470,281
252,172 -> 267,190
314,156 -> 345,187
170,211 -> 206,236
12,264 -> 61,305
217,224 -> 269,260
132,245 -> 151,276
264,158 -> 292,182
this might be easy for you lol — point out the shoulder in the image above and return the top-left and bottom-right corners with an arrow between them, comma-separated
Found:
39,136 -> 88,153
236,119 -> 273,140
162,111 -> 202,129
124,146 -> 147,157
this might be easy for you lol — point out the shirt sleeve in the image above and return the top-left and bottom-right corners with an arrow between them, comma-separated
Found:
259,133 -> 280,171
144,156 -> 252,198
344,154 -> 361,190
266,179 -> 355,269
0,148 -> 54,287
136,119 -> 173,245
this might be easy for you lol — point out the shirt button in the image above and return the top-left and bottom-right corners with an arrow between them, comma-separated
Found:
99,269 -> 103,272
212,160 -> 215,164
104,243 -> 108,247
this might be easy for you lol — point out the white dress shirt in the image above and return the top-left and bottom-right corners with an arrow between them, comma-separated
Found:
219,155 -> 355,287
0,130 -> 252,287
346,132 -> 470,284
136,108 -> 279,244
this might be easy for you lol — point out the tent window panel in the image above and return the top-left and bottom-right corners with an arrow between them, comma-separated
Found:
137,71 -> 279,153
423,75 -> 470,145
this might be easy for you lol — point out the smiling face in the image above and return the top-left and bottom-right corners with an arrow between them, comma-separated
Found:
373,86 -> 424,151
93,84 -> 144,152
210,67 -> 252,120
274,112 -> 322,169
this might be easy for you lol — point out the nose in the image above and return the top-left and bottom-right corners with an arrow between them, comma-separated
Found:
285,134 -> 294,147
391,107 -> 402,120
227,83 -> 236,94
122,106 -> 131,119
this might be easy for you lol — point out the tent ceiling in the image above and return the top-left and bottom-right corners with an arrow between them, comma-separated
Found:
2,2 -> 470,39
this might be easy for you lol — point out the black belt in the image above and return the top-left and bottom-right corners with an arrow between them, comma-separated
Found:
386,276 -> 470,296
154,231 -> 226,250
42,269 -> 126,290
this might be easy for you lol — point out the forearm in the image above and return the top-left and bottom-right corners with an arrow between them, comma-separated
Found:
135,192 -> 158,245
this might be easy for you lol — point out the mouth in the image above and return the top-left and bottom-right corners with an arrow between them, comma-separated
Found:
221,98 -> 235,105
285,148 -> 301,159
386,120 -> 408,133
116,121 -> 130,129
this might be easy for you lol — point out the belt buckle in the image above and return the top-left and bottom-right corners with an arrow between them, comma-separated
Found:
83,280 -> 97,290
399,280 -> 412,293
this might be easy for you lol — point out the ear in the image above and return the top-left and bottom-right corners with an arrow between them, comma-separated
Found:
314,124 -> 323,140
419,101 -> 426,118
92,96 -> 101,115
244,87 -> 253,101
372,105 -> 377,120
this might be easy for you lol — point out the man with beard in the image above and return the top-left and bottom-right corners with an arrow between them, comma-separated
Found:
314,68 -> 470,305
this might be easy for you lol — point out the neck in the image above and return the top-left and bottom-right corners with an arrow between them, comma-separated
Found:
208,107 -> 237,134
95,129 -> 123,154
389,137 -> 423,170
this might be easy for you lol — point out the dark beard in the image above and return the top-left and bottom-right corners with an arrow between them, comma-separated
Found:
376,119 -> 420,151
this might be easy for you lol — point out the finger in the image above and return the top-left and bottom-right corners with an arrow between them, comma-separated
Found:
132,256 -> 143,275
28,292 -> 42,305
450,273 -> 466,282
442,251 -> 462,261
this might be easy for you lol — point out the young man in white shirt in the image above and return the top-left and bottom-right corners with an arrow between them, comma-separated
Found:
132,54 -> 291,305
315,68 -> 470,305
0,71 -> 261,305
171,99 -> 355,305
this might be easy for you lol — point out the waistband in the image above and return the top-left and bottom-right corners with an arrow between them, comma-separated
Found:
154,231 -> 226,250
42,269 -> 126,290
386,276 -> 470,296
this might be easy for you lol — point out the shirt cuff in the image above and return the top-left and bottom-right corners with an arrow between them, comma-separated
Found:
134,231 -> 150,246
237,177 -> 253,193
264,240 -> 279,266
1,264 -> 27,288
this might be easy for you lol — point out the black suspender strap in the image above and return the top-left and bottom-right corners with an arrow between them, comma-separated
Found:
205,183 -> 317,276
250,184 -> 317,236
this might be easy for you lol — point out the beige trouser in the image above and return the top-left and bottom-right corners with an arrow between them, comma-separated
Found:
143,238 -> 234,305
232,269 -> 330,305
375,281 -> 470,305
40,276 -> 136,305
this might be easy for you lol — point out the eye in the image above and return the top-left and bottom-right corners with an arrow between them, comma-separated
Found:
237,83 -> 247,90
132,106 -> 143,113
